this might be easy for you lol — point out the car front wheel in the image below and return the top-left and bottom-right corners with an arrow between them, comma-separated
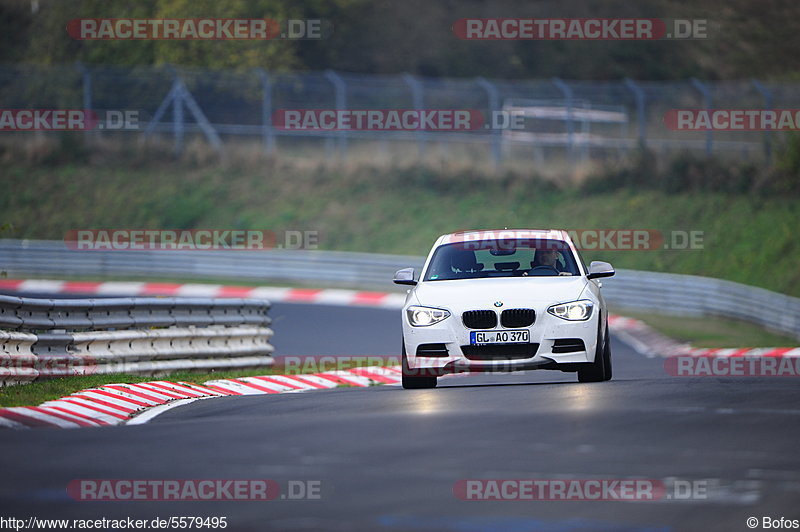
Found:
401,340 -> 438,389
578,322 -> 610,383
602,329 -> 612,381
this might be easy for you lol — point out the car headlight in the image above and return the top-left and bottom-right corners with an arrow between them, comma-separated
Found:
547,299 -> 594,321
406,306 -> 451,327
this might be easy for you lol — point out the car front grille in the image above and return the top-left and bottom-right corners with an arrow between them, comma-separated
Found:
462,310 -> 497,329
500,308 -> 536,328
460,343 -> 540,360
552,338 -> 586,353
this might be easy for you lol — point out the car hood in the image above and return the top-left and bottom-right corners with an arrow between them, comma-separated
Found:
412,277 -> 589,309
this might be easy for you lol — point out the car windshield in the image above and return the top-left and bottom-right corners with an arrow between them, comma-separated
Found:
423,239 -> 580,281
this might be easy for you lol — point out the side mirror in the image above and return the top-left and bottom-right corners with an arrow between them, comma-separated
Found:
587,261 -> 615,280
393,267 -> 417,286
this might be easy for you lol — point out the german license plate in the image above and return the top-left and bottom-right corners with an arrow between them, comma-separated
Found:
470,329 -> 529,345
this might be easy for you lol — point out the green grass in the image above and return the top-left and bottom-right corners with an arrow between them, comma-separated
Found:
616,310 -> 799,348
4,161 -> 798,296
0,357 -> 398,408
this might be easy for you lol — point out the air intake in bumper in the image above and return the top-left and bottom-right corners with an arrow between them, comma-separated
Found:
552,338 -> 586,353
460,343 -> 540,360
416,343 -> 449,357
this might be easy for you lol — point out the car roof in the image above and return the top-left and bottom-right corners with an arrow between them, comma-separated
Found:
435,229 -> 571,246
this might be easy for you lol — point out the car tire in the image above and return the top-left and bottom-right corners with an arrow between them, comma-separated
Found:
401,340 -> 437,389
602,327 -> 612,381
578,322 -> 608,383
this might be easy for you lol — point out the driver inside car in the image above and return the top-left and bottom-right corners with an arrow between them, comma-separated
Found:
530,248 -> 572,276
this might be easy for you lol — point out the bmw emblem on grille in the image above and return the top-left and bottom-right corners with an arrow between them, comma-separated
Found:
493,301 -> 503,307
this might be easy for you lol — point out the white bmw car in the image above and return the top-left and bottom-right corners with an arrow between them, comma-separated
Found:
394,230 -> 615,389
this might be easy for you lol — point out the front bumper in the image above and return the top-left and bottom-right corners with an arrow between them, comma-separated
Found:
402,307 -> 600,374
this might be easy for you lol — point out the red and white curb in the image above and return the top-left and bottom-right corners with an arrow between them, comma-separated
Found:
0,366 -> 402,430
0,279 -> 406,308
607,315 -> 690,358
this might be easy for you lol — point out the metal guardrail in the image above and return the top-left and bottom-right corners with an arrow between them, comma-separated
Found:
0,292 -> 274,385
0,240 -> 421,289
0,294 -> 270,331
1,239 -> 798,340
600,270 -> 800,340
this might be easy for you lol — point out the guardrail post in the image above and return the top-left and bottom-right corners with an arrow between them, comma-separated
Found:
752,79 -> 773,161
690,78 -> 713,155
257,69 -> 275,155
324,69 -> 347,160
623,78 -> 647,149
476,77 -> 501,171
552,78 -> 576,164
403,73 -> 426,159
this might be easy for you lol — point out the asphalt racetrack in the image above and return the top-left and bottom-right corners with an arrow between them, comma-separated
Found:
1,302 -> 799,531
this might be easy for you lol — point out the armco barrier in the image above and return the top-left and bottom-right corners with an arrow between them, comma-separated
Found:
0,294 -> 274,386
0,239 -> 419,289
1,239 -> 798,340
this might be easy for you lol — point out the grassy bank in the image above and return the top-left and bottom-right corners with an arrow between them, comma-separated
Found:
3,157 -> 799,296
615,311 -> 799,348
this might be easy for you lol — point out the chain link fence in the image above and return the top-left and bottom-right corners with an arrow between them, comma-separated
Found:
2,64 -> 798,167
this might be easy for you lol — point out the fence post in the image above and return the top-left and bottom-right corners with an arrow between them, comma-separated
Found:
751,79 -> 773,161
552,78 -> 576,164
690,78 -> 712,155
143,80 -> 179,139
76,62 -> 92,138
403,73 -> 426,159
162,65 -> 185,155
324,69 -> 347,159
623,78 -> 647,149
173,87 -> 184,155
257,69 -> 275,155
142,66 -> 221,156
476,77 -> 501,171
177,81 -> 222,153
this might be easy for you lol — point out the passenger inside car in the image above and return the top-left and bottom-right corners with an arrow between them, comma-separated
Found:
449,249 -> 484,276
